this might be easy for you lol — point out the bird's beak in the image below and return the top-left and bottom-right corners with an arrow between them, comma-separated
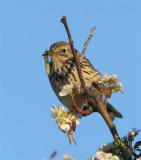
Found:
42,50 -> 58,57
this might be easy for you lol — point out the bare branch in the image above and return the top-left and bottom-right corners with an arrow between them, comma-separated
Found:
80,27 -> 96,63
60,15 -> 119,141
60,16 -> 137,158
60,16 -> 90,98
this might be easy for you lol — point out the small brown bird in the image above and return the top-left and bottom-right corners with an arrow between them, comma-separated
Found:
43,41 -> 123,121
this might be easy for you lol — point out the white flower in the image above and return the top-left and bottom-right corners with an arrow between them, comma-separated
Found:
76,120 -> 80,125
112,156 -> 120,160
89,143 -> 120,160
51,106 -> 59,120
51,105 -> 66,120
95,151 -> 119,160
71,115 -> 80,124
99,73 -> 118,83
88,157 -> 96,160
98,73 -> 111,82
59,83 -> 81,97
104,73 -> 111,81
57,116 -> 80,131
95,151 -> 106,159
51,105 -> 80,131
62,154 -> 75,160
59,123 -> 71,130
98,73 -> 124,93
59,83 -> 74,96
111,74 -> 118,80
75,83 -> 81,92
57,117 -> 71,131
99,143 -> 117,152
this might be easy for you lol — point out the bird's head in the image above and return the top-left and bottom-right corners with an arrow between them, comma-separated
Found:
42,41 -> 76,66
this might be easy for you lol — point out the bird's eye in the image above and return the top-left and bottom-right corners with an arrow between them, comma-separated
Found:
62,48 -> 66,53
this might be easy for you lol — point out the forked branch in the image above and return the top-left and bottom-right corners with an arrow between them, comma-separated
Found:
60,15 -> 119,141
60,16 -> 137,158
80,27 -> 96,63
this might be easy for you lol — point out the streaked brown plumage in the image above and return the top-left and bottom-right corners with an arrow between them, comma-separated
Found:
43,41 -> 123,120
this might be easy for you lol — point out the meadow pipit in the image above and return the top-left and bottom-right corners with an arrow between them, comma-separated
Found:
43,41 -> 123,120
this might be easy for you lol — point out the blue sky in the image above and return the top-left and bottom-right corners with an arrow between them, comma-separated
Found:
0,0 -> 141,160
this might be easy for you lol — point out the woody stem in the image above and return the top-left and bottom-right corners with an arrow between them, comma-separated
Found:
60,16 -> 137,158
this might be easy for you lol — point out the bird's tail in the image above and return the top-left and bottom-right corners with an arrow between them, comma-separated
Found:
106,102 -> 123,121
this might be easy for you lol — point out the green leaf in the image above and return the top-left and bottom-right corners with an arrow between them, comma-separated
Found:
122,136 -> 128,146
112,149 -> 120,156
51,48 -> 55,54
115,140 -> 125,147
135,148 -> 141,151
134,141 -> 141,150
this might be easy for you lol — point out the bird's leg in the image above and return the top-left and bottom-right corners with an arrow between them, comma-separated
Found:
71,96 -> 93,116
70,95 -> 93,115
71,95 -> 86,114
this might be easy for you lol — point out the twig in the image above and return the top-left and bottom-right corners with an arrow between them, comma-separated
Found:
80,27 -> 96,63
60,15 -> 119,141
60,17 -> 94,105
60,16 -> 136,158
